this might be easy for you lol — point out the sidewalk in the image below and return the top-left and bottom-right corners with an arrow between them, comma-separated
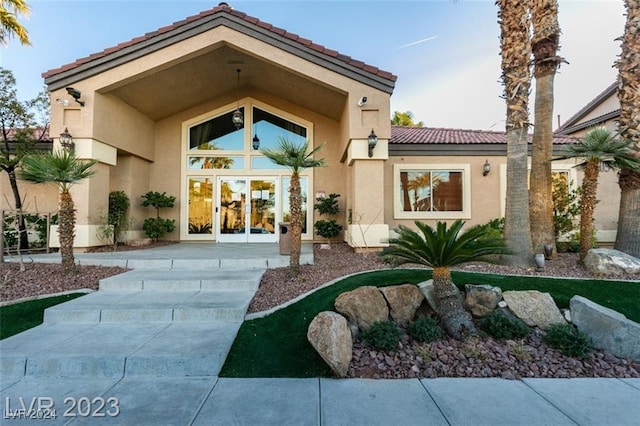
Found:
2,377 -> 639,425
1,244 -> 639,425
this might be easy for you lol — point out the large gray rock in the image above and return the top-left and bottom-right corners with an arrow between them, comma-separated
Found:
502,290 -> 565,330
379,284 -> 425,325
335,286 -> 389,331
570,296 -> 640,361
464,284 -> 502,317
584,248 -> 640,276
417,280 -> 437,311
307,311 -> 353,377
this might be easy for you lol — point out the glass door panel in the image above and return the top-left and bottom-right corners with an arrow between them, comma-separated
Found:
217,177 -> 278,242
188,177 -> 214,236
217,178 -> 247,242
248,179 -> 277,242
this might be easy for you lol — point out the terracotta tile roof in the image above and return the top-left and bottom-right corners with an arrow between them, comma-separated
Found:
4,127 -> 51,141
390,126 -> 578,144
42,3 -> 397,83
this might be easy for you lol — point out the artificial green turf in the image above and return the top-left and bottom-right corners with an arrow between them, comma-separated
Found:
220,269 -> 430,377
220,269 -> 640,378
0,293 -> 87,339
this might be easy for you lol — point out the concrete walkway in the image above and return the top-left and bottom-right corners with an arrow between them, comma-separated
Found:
1,244 -> 639,425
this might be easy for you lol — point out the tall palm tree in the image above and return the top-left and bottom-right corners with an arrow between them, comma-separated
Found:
614,0 -> 640,257
498,0 -> 534,267
529,0 -> 564,257
18,149 -> 97,272
556,127 -> 640,261
384,220 -> 509,340
1,0 -> 30,45
261,137 -> 325,273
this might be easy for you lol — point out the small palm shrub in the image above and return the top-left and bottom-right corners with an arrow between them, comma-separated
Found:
407,317 -> 442,343
361,321 -> 402,351
543,323 -> 592,358
480,311 -> 531,339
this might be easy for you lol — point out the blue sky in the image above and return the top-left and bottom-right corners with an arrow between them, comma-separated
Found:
0,0 -> 626,131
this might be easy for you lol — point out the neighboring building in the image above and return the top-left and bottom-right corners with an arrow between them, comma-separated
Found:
34,3 -> 622,249
556,83 -> 622,244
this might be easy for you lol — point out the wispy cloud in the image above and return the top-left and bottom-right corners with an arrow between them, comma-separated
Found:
398,35 -> 438,49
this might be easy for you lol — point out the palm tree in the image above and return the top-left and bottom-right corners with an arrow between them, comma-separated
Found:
17,149 -> 97,272
529,0 -> 564,257
384,220 -> 509,340
1,0 -> 30,45
498,0 -> 534,267
614,0 -> 640,258
261,137 -> 325,273
556,127 -> 640,261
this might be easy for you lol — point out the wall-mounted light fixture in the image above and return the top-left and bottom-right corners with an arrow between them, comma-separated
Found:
59,127 -> 75,151
231,69 -> 243,129
367,129 -> 378,157
482,159 -> 491,176
65,87 -> 85,107
252,134 -> 260,150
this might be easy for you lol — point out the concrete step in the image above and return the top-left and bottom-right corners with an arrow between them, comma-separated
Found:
99,269 -> 264,292
1,322 -> 240,378
43,290 -> 254,324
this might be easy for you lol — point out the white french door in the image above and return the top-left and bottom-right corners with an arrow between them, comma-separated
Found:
216,177 -> 278,243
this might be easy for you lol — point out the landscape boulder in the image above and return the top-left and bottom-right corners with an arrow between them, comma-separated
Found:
335,286 -> 389,331
417,280 -> 437,311
379,284 -> 425,325
464,284 -> 502,317
307,311 -> 353,377
570,296 -> 640,361
502,290 -> 565,330
583,248 -> 640,276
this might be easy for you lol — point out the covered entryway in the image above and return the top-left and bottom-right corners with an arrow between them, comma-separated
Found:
217,176 -> 278,242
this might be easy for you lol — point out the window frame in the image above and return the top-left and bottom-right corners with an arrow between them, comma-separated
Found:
393,163 -> 471,220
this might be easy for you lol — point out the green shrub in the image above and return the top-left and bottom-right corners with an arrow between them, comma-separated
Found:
480,311 -> 531,339
141,191 -> 176,241
361,321 -> 402,351
313,219 -> 343,240
142,217 -> 175,241
465,217 -> 504,241
407,316 -> 441,343
543,323 -> 592,358
108,191 -> 130,246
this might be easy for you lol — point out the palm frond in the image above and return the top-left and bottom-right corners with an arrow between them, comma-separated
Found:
17,150 -> 98,191
260,137 -> 326,173
385,220 -> 509,268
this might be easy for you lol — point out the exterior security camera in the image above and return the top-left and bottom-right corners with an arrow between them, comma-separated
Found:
357,96 -> 367,107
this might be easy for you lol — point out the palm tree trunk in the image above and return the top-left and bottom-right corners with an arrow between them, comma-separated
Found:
530,0 -> 561,256
615,169 -> 640,257
432,267 -> 475,340
289,172 -> 302,272
58,190 -> 76,273
579,160 -> 600,261
614,0 -> 640,257
529,72 -> 556,256
499,0 -> 534,267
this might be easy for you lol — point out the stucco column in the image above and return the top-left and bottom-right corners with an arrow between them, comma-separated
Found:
344,137 -> 389,250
